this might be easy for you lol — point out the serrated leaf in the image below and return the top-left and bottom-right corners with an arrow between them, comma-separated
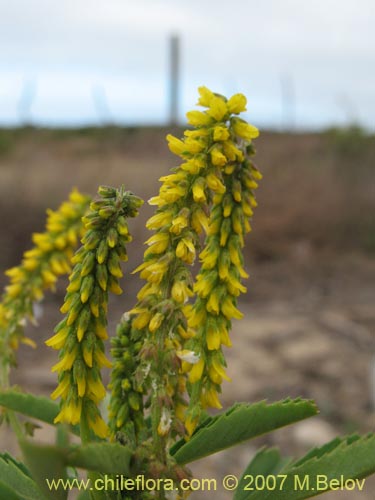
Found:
0,451 -> 45,500
66,442 -> 132,475
0,389 -> 80,435
236,433 -> 375,500
234,448 -> 291,500
171,398 -> 318,464
20,439 -> 68,500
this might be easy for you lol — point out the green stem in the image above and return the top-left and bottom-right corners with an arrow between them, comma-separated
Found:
7,410 -> 25,442
80,412 -> 91,445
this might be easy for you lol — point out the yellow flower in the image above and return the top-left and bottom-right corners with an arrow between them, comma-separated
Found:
201,387 -> 222,409
206,323 -> 221,351
206,173 -> 226,193
186,110 -> 213,127
197,86 -> 215,107
175,238 -> 196,264
192,178 -> 207,203
231,117 -> 259,140
171,281 -> 193,303
189,358 -> 205,383
221,296 -> 243,320
227,93 -> 247,114
50,375 -> 70,400
213,126 -> 230,141
210,148 -> 227,167
181,157 -> 206,174
45,328 -> 69,350
51,347 -> 77,372
166,134 -> 187,156
191,207 -> 209,234
207,96 -> 228,121
170,212 -> 189,235
149,312 -> 164,333
88,413 -> 108,438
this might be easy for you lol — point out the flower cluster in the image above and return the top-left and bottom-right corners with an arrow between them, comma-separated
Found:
184,147 -> 262,434
128,86 -> 260,442
46,186 -> 143,438
108,313 -> 145,447
0,188 -> 90,386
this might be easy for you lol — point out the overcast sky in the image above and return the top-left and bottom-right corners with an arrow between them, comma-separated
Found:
0,0 -> 374,129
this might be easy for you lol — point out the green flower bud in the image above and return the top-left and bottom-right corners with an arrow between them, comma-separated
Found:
107,228 -> 118,248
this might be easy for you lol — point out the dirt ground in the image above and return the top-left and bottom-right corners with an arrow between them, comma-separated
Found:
0,127 -> 374,498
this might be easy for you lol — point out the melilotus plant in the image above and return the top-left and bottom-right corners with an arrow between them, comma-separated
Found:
0,87 -> 374,500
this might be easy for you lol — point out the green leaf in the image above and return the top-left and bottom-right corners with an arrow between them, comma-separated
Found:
0,389 -> 59,425
66,442 -> 132,475
0,451 -> 45,500
0,481 -> 20,500
171,398 -> 318,464
236,433 -> 375,500
18,439 -> 133,499
234,448 -> 291,500
20,439 -> 68,500
77,492 -> 92,500
0,389 -> 79,435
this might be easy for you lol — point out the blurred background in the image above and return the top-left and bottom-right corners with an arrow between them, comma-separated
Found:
0,1 -> 374,498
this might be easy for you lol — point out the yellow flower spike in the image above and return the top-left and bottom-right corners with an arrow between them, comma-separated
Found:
46,186 -> 142,438
122,87 -> 261,445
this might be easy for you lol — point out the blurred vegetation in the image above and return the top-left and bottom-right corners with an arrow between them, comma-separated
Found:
0,125 -> 374,275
